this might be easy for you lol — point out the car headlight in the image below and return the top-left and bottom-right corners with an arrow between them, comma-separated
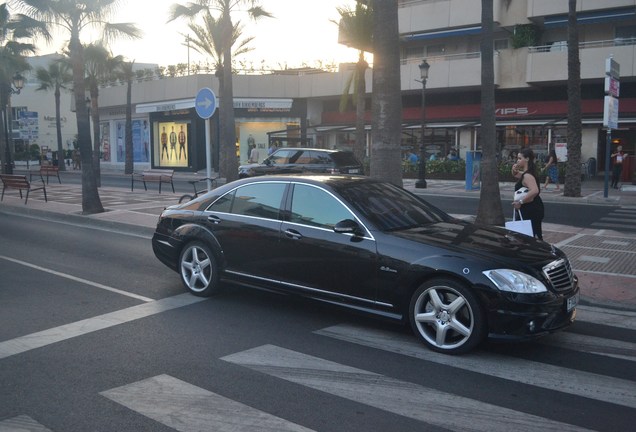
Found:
482,269 -> 547,293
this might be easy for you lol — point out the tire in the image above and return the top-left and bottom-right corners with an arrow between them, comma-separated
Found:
409,278 -> 486,354
179,242 -> 220,296
179,194 -> 194,204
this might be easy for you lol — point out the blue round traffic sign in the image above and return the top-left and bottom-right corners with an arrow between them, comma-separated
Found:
195,87 -> 217,119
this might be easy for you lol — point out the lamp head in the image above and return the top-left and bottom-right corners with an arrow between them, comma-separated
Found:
12,73 -> 24,93
419,59 -> 430,81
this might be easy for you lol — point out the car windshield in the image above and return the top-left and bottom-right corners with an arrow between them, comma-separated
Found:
338,181 -> 449,231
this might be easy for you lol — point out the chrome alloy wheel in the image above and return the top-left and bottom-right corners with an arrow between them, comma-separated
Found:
179,242 -> 219,296
410,280 -> 485,354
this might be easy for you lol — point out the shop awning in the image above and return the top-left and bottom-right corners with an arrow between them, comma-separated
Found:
404,26 -> 481,41
544,7 -> 636,28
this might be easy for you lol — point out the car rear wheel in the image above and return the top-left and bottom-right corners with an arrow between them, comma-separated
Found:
179,242 -> 220,296
409,278 -> 485,354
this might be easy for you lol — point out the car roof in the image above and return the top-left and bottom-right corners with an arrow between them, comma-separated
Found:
272,147 -> 350,154
229,174 -> 376,189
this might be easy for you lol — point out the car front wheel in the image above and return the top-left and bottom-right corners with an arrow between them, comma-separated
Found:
409,278 -> 485,354
179,242 -> 220,296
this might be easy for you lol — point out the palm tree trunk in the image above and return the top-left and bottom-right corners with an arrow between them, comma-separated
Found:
565,0 -> 582,197
475,0 -> 505,226
90,85 -> 101,186
370,0 -> 402,185
70,29 -> 104,214
219,10 -> 238,182
54,85 -> 65,171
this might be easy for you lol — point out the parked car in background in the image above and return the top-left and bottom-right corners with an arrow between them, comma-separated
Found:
152,175 -> 579,354
238,147 -> 363,178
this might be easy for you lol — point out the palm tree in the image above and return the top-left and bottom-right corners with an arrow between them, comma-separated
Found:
118,60 -> 134,174
34,58 -> 72,171
84,43 -> 123,184
369,0 -> 402,185
0,4 -> 46,174
475,0 -> 505,226
168,0 -> 271,183
564,0 -> 582,197
334,2 -> 372,167
13,0 -> 140,214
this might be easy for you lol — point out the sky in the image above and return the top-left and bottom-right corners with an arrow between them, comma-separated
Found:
38,0 -> 360,70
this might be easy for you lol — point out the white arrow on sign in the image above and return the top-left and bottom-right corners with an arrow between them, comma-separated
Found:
197,97 -> 213,110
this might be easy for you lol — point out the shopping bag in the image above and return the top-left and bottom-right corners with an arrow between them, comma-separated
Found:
513,187 -> 529,202
505,210 -> 534,237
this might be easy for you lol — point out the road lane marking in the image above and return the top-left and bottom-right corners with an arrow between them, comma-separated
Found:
0,415 -> 52,432
222,345 -> 594,432
101,374 -> 313,432
0,254 -> 154,302
0,294 -> 205,360
314,324 -> 636,409
540,332 -> 636,361
575,305 -> 636,330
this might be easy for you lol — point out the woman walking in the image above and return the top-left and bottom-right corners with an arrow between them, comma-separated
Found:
511,148 -> 545,240
543,148 -> 559,191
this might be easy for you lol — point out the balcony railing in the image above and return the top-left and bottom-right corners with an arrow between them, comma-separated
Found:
528,38 -> 636,53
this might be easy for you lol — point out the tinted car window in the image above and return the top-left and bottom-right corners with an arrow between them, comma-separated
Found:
268,149 -> 295,165
209,183 -> 286,220
290,184 -> 354,229
330,151 -> 360,166
339,181 -> 448,231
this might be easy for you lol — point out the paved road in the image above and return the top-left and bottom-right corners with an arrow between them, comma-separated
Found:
1,180 -> 635,431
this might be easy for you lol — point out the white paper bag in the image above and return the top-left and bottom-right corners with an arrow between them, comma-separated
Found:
505,210 -> 534,237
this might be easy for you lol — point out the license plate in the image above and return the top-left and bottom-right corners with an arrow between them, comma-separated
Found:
566,293 -> 579,312
349,169 -> 359,174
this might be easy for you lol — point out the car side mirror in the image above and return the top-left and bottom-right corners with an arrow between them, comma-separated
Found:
264,158 -> 271,166
334,219 -> 362,235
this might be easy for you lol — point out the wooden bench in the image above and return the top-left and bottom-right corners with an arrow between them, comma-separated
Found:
131,169 -> 175,193
0,174 -> 48,204
30,164 -> 61,184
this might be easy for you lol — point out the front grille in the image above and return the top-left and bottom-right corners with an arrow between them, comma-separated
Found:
543,259 -> 574,292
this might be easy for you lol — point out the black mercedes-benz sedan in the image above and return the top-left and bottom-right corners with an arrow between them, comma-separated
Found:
152,175 -> 578,354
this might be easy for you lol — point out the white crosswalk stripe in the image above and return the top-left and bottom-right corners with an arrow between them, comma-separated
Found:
101,374 -> 313,432
575,305 -> 636,330
221,345 -> 595,432
314,323 -> 636,409
0,415 -> 52,432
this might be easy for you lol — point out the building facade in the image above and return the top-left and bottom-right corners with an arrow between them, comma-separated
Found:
9,0 -> 636,179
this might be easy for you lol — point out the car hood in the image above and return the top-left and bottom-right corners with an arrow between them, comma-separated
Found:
390,219 -> 560,266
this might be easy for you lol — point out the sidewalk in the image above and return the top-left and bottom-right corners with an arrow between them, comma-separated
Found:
1,170 -> 635,311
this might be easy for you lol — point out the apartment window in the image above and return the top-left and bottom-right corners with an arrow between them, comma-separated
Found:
405,46 -> 424,60
616,25 -> 636,46
426,44 -> 445,56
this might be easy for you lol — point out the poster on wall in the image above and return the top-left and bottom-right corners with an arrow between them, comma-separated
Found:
100,122 -> 110,161
115,121 -> 125,162
555,142 -> 567,162
155,121 -> 189,168
132,120 -> 150,162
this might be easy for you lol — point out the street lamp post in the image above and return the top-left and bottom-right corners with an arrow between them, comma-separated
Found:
415,59 -> 430,188
2,73 -> 24,175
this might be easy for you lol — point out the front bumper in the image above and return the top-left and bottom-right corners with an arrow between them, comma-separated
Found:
486,285 -> 579,341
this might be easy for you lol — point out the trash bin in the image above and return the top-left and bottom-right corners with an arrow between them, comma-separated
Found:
465,151 -> 481,191
587,157 -> 597,178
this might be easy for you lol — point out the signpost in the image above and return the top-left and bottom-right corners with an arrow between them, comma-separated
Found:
195,88 -> 217,190
603,58 -> 619,197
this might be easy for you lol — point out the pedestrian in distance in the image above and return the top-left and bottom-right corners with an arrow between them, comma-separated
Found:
543,148 -> 560,191
610,145 -> 626,189
512,147 -> 545,241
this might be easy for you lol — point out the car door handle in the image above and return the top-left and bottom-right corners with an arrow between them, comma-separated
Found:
284,228 -> 302,240
207,215 -> 222,224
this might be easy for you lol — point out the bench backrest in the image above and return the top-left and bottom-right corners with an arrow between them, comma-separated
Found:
0,174 -> 30,188
143,169 -> 174,176
41,165 -> 59,172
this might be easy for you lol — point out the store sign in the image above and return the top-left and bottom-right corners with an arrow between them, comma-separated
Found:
233,98 -> 293,110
